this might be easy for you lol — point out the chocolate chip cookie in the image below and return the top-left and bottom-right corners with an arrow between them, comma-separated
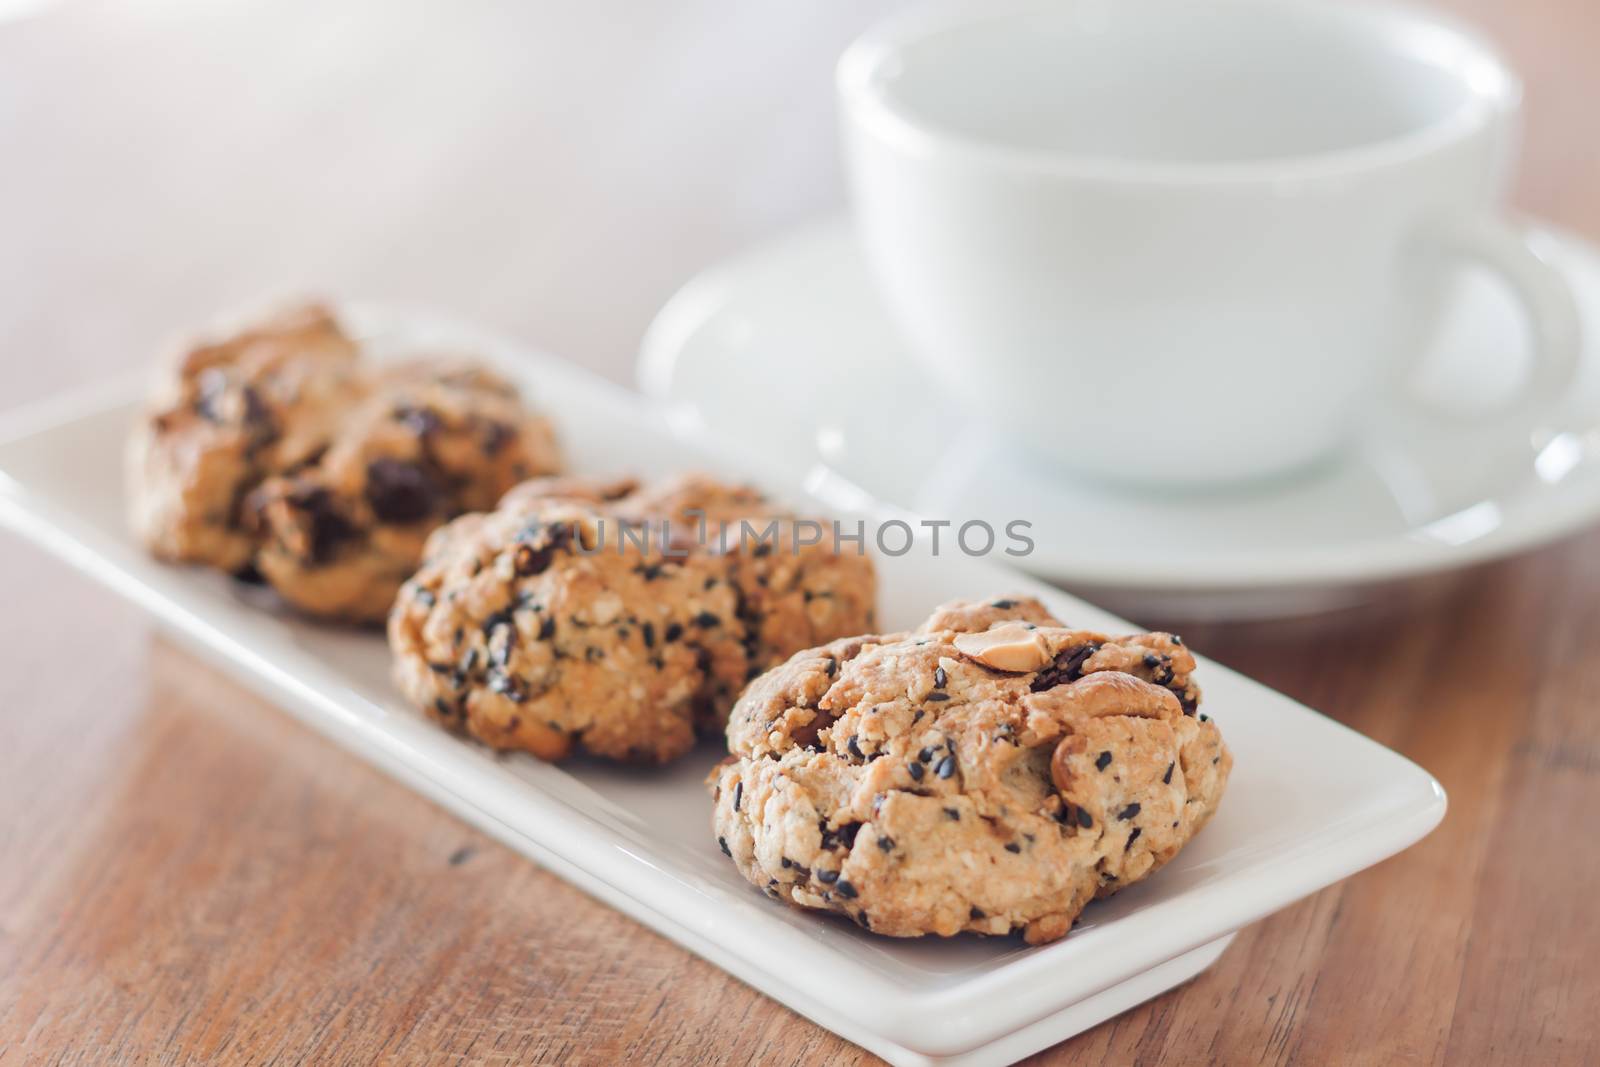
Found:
710,596 -> 1229,943
127,302 -> 561,622
388,475 -> 877,763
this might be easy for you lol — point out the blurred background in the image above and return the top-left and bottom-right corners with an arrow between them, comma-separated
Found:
3,0 -> 1593,404
2,0 -> 918,394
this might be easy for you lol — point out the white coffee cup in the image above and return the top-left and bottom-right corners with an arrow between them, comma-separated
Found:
838,0 -> 1579,487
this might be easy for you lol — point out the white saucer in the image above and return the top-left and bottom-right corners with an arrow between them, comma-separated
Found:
640,217 -> 1600,618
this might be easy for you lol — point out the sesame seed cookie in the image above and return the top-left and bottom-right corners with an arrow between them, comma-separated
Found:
388,475 -> 878,764
126,302 -> 561,623
710,596 -> 1229,943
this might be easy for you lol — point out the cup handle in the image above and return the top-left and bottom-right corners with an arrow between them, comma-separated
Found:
1396,214 -> 1581,437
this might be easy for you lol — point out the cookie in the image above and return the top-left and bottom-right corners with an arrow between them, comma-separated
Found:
127,302 -> 561,622
710,595 -> 1229,943
388,474 -> 877,763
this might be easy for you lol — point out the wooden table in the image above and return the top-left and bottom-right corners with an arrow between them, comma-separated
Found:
3,1 -> 1597,1063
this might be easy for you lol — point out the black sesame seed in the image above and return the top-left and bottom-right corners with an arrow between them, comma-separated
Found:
289,486 -> 356,563
1199,713 -> 1211,723
926,692 -> 950,702
1143,653 -> 1161,668
513,540 -> 556,576
918,747 -> 934,763
732,781 -> 743,811
642,622 -> 656,648
538,615 -> 556,640
847,736 -> 865,761
693,611 -> 721,628
1004,842 -> 1021,853
1172,634 -> 1184,645
877,835 -> 895,852
835,879 -> 858,899
238,384 -> 272,428
1030,642 -> 1102,692
943,807 -> 960,821
1126,827 -> 1142,850
781,857 -> 792,869
934,666 -> 948,688
1096,751 -> 1113,771
1063,643 -> 1099,677
718,836 -> 731,857
970,906 -> 986,920
935,755 -> 956,779
664,622 -> 684,642
487,670 -> 526,703
816,869 -> 839,884
823,656 -> 838,677
1118,803 -> 1142,821
1077,807 -> 1093,829
365,458 -> 438,523
907,760 -> 925,781
1162,762 -> 1175,785
991,599 -> 1016,609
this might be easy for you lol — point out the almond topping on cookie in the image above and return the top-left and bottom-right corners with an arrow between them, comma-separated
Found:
952,623 -> 1051,673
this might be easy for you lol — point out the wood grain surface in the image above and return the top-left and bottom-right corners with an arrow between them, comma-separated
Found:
2,1 -> 1598,1064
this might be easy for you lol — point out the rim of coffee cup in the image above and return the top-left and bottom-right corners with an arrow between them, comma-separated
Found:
836,0 -> 1520,185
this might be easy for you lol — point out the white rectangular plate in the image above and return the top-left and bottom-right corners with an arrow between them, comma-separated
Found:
0,307 -> 1445,1067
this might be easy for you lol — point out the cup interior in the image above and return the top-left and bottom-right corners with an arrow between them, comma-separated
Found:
849,0 -> 1510,167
